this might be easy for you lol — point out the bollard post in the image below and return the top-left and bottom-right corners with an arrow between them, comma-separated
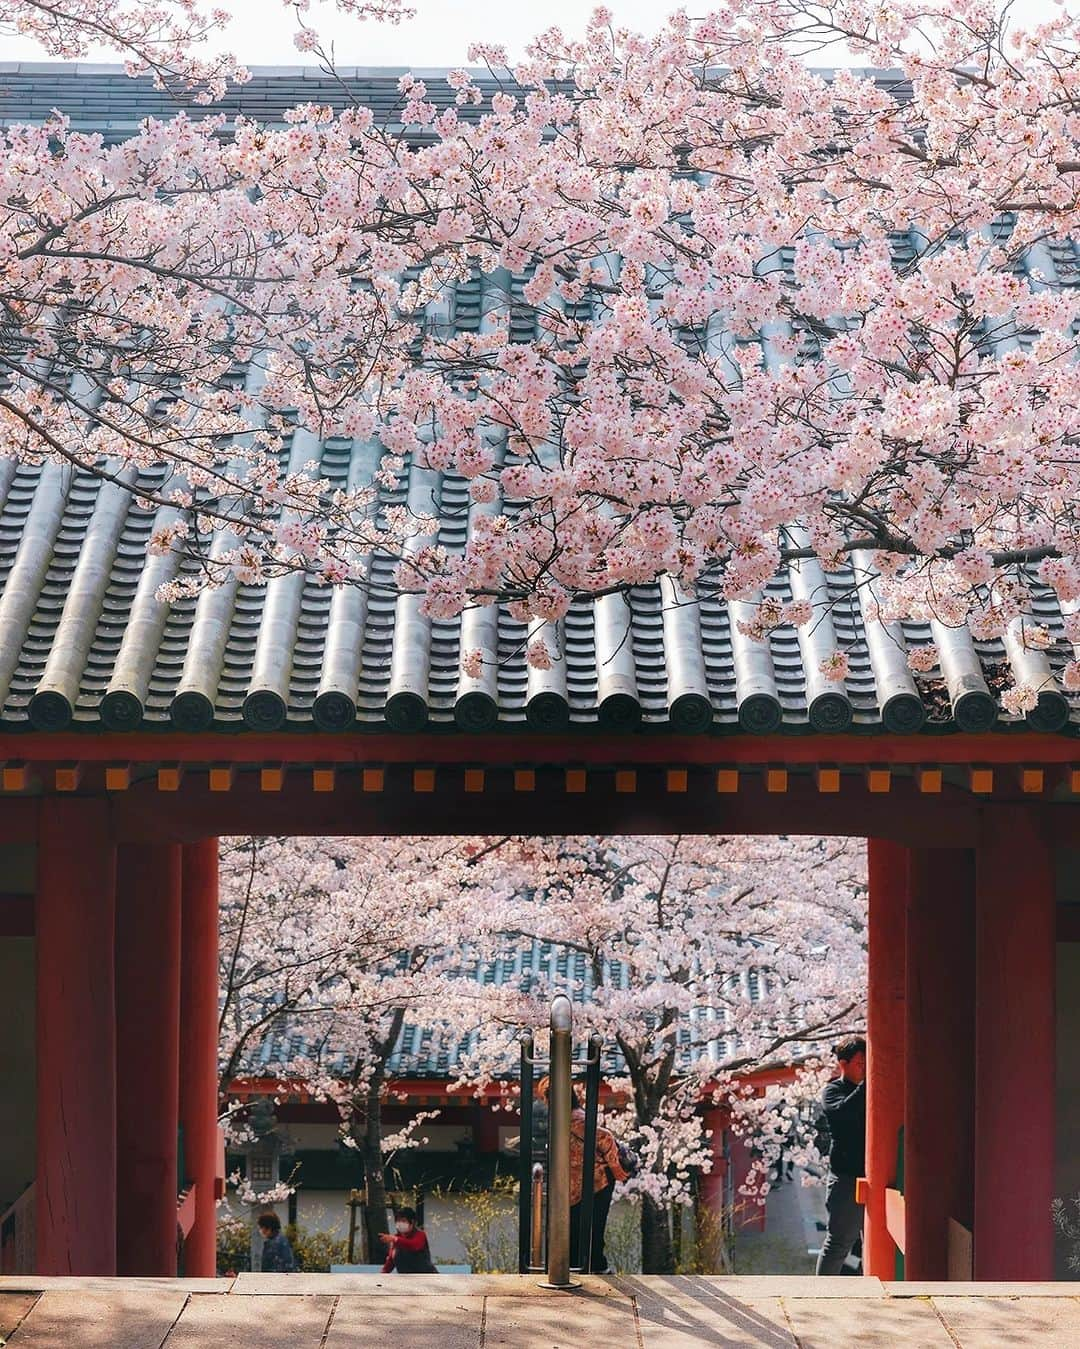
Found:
577,1032 -> 602,1272
518,1032 -> 535,1273
540,993 -> 579,1288
530,1162 -> 545,1269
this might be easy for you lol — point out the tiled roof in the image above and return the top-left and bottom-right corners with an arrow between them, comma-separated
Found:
240,937 -> 769,1080
0,66 -> 1075,738
0,63 -> 503,141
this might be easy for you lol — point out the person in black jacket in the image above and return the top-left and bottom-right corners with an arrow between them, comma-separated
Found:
815,1036 -> 866,1275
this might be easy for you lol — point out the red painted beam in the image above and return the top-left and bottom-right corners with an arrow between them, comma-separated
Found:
974,808 -> 1056,1279
116,842 -> 182,1277
904,848 -> 975,1280
0,730 -> 1077,766
107,774 -> 980,846
864,838 -> 907,1280
179,838 -> 221,1279
35,798 -> 117,1275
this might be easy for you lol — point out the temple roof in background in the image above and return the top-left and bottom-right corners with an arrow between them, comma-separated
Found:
0,65 -> 1074,739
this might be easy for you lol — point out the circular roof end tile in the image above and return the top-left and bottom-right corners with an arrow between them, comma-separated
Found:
100,689 -> 144,732
385,690 -> 429,733
881,692 -> 926,735
242,689 -> 288,732
1026,689 -> 1070,734
738,693 -> 783,735
669,692 -> 713,735
28,690 -> 73,732
170,690 -> 215,732
525,691 -> 570,732
312,690 -> 357,733
454,690 -> 499,733
809,692 -> 854,733
598,693 -> 642,732
953,689 -> 998,734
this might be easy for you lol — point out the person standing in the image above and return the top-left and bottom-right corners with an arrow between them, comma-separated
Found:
815,1036 -> 866,1276
569,1089 -> 630,1274
257,1211 -> 296,1273
379,1207 -> 438,1273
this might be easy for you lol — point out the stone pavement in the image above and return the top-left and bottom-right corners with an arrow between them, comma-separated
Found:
2,1274 -> 1080,1347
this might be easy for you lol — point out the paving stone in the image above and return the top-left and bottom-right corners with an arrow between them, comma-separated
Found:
8,1289 -> 187,1349
888,1282 -> 1080,1298
162,1293 -> 334,1348
0,1294 -> 37,1341
618,1276 -> 885,1300
630,1283 -> 794,1348
325,1295 -> 483,1347
0,1279 -> 230,1294
483,1292 -> 637,1347
931,1296 -> 1080,1347
782,1296 -> 956,1348
231,1273 -> 627,1298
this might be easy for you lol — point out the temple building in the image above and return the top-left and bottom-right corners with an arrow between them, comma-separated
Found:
0,64 -> 1078,1284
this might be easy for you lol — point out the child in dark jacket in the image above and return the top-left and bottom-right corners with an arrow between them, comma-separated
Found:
380,1207 -> 437,1273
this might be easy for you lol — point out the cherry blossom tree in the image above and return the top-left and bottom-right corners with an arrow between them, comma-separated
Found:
217,833 -> 489,1260
460,833 -> 867,1273
5,2 -> 1080,704
218,830 -> 865,1272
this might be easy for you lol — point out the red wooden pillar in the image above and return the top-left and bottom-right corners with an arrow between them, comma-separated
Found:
116,843 -> 182,1276
864,838 -> 907,1280
904,849 -> 975,1280
472,1101 -> 501,1153
974,807 -> 1056,1279
179,838 -> 220,1277
698,1106 -> 729,1268
35,798 -> 117,1274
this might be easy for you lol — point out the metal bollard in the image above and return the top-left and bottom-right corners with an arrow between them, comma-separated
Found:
518,1032 -> 535,1273
540,993 -> 579,1288
530,1162 -> 545,1270
577,1032 -> 602,1272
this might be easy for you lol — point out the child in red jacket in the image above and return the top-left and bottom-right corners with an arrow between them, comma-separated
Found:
379,1207 -> 437,1273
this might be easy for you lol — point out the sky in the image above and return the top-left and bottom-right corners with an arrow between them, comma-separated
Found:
0,0 -> 1066,69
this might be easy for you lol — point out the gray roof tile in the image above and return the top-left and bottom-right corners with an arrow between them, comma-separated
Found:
0,67 -> 1074,737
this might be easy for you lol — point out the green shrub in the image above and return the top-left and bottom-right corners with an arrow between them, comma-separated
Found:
216,1212 -> 252,1276
215,1210 -> 349,1274
285,1222 -> 350,1273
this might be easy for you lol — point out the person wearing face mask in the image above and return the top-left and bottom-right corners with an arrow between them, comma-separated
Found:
379,1206 -> 438,1273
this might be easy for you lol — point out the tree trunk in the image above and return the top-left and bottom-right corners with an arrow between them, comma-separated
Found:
641,1194 -> 676,1274
356,1080 -> 391,1264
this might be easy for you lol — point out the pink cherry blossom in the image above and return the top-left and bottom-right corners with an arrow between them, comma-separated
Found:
907,645 -> 939,674
4,0 -> 1080,638
819,651 -> 850,682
